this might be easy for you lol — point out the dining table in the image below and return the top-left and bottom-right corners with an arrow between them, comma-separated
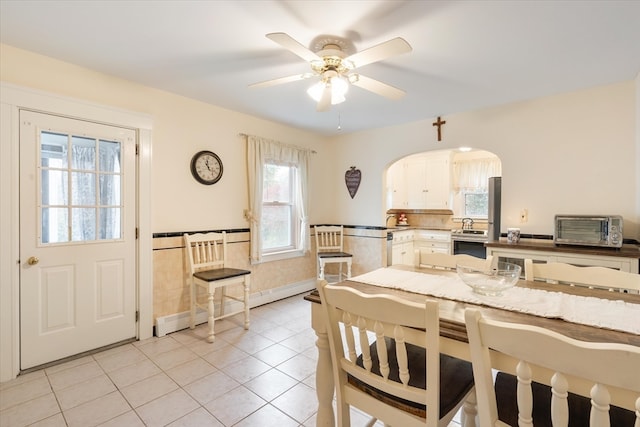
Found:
305,265 -> 640,427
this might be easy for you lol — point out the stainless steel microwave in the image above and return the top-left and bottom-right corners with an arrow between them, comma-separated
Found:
554,215 -> 623,248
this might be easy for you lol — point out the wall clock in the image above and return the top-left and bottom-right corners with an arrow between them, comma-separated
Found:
190,150 -> 223,185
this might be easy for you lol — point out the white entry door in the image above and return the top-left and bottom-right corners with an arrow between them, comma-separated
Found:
19,110 -> 137,369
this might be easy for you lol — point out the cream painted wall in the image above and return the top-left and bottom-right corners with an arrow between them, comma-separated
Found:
328,81 -> 638,239
4,43 -> 635,237
0,44 -> 331,232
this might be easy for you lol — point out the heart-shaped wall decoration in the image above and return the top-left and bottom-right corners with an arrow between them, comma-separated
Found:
345,166 -> 361,199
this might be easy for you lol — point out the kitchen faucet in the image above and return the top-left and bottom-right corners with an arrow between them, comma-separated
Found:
462,218 -> 474,230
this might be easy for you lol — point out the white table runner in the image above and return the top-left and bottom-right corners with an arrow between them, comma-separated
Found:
350,268 -> 640,335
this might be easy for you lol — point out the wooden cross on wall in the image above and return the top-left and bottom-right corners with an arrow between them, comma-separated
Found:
432,116 -> 446,141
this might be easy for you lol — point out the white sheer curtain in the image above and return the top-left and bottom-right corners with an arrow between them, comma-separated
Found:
246,135 -> 311,263
453,158 -> 501,191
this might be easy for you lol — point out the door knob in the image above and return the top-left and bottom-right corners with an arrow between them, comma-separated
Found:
27,256 -> 39,265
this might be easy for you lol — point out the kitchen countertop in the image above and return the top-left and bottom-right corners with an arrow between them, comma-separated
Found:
386,227 -> 456,232
485,238 -> 640,259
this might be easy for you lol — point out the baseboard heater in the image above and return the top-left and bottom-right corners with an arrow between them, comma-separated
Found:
154,279 -> 316,337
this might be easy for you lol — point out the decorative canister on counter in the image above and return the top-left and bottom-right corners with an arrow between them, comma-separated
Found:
507,228 -> 521,243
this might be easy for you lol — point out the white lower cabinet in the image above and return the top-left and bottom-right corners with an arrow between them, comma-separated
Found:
414,230 -> 451,255
391,230 -> 414,266
392,241 -> 414,266
486,247 -> 638,275
392,230 -> 451,266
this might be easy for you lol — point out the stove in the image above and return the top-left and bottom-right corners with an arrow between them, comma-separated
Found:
451,229 -> 488,258
451,229 -> 488,241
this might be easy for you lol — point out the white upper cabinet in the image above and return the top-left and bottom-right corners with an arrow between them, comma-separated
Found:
388,161 -> 408,209
390,151 -> 451,209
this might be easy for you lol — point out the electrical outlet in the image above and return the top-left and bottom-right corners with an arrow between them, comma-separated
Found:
520,209 -> 528,223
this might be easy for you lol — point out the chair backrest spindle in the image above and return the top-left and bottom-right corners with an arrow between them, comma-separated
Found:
465,308 -> 640,427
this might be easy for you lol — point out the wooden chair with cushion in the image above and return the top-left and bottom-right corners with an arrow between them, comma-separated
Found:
464,308 -> 640,427
184,232 -> 251,343
316,280 -> 476,427
524,259 -> 640,294
414,250 -> 494,271
315,225 -> 352,283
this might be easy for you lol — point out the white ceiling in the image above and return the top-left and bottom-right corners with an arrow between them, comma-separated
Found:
2,0 -> 640,136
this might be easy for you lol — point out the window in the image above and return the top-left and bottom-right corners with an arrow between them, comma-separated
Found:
247,135 -> 310,263
261,162 -> 299,253
463,190 -> 488,217
40,131 -> 122,244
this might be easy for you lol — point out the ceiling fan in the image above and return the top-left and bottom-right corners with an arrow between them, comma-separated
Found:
249,33 -> 412,112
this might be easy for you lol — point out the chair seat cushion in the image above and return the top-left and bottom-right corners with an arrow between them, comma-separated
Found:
349,337 -> 474,419
194,267 -> 250,282
494,372 -> 635,427
318,251 -> 352,259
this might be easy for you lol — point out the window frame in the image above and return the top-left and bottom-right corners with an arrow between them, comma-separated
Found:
260,161 -> 301,258
462,189 -> 489,219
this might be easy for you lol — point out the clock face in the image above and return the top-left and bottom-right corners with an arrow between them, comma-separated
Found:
190,150 -> 223,185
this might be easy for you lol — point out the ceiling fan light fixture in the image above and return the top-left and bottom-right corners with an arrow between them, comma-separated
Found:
307,76 -> 348,105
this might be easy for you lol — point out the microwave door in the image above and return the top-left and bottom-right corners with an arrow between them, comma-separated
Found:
557,219 -> 605,244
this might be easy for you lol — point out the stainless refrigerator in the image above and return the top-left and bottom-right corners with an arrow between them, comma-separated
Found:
488,177 -> 502,241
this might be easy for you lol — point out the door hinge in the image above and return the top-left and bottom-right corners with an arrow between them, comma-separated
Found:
135,311 -> 139,322
135,227 -> 139,239
135,144 -> 139,155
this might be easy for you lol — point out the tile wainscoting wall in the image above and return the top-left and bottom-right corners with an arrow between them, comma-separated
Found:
152,226 -> 389,335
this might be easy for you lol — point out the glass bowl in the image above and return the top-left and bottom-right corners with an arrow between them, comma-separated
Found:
456,262 -> 522,296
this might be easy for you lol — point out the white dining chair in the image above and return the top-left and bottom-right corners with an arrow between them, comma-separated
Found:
317,280 -> 476,427
315,225 -> 352,283
415,250 -> 494,271
184,232 -> 251,343
524,259 -> 640,294
464,308 -> 640,427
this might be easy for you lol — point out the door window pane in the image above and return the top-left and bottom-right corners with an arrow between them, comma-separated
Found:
99,174 -> 121,205
71,172 -> 96,205
41,132 -> 68,168
71,136 -> 96,170
41,169 -> 68,205
72,208 -> 96,241
100,208 -> 121,239
40,130 -> 123,244
99,140 -> 120,172
41,208 -> 68,244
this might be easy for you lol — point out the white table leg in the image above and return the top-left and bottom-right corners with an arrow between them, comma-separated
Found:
311,302 -> 335,427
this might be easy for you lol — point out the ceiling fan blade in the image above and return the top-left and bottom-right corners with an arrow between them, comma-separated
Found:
317,84 -> 332,112
350,74 -> 406,100
345,37 -> 412,68
266,32 -> 321,63
248,73 -> 313,88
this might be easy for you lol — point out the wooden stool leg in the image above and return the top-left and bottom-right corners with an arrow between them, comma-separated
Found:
190,280 -> 196,329
318,259 -> 325,280
346,260 -> 352,279
243,276 -> 250,330
207,287 -> 216,343
219,287 -> 226,317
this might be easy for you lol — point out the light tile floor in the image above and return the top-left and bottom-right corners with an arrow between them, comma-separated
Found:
0,293 -> 463,427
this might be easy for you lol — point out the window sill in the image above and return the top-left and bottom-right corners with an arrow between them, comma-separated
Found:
255,249 -> 305,264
